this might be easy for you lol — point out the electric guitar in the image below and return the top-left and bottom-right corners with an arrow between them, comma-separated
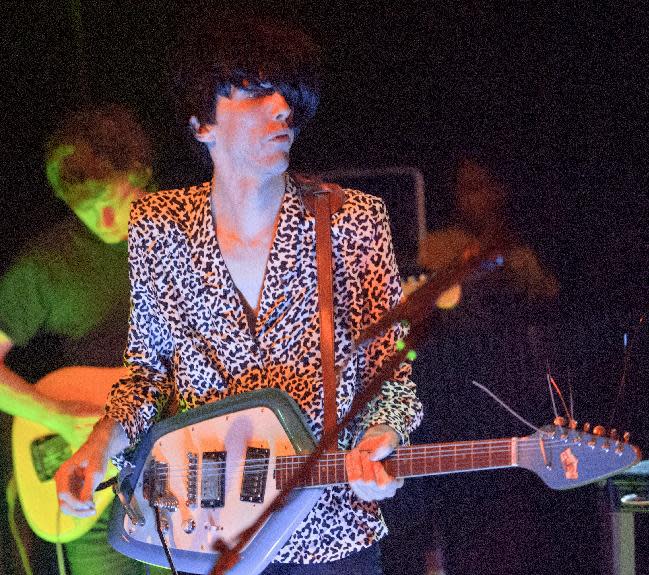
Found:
11,365 -> 125,543
108,388 -> 641,575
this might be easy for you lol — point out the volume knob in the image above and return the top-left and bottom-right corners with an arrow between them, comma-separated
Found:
182,519 -> 196,534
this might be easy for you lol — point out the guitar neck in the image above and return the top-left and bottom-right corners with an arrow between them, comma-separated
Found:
276,438 -> 516,489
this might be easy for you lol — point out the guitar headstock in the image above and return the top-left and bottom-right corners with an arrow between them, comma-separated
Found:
517,421 -> 642,490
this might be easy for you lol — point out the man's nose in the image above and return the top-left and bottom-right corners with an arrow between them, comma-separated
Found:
268,92 -> 291,121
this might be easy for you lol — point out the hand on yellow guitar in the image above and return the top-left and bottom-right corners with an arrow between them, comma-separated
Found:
55,415 -> 129,518
49,399 -> 104,450
9,365 -> 127,542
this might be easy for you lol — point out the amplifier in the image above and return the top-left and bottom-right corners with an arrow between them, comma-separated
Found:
606,460 -> 649,512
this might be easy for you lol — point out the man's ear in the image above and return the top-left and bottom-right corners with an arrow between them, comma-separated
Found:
189,116 -> 217,144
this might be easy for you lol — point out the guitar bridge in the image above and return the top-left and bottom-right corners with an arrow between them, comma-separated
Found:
240,447 -> 270,503
186,452 -> 198,508
143,459 -> 178,511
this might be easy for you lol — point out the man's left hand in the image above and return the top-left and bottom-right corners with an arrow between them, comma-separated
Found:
345,424 -> 403,501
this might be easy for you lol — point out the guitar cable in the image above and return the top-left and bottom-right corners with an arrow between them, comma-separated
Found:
6,476 -> 34,575
55,506 -> 68,575
154,506 -> 179,575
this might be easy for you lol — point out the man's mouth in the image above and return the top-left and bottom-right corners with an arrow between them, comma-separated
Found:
269,132 -> 291,143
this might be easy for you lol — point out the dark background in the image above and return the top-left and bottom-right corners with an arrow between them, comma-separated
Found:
2,2 -> 648,574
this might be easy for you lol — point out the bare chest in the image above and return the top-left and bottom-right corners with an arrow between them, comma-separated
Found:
218,242 -> 272,311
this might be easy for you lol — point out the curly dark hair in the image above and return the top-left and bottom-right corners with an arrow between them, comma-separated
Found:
46,104 -> 152,206
173,17 -> 321,134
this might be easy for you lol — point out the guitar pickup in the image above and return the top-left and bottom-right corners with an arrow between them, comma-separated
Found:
201,451 -> 226,508
240,447 -> 270,503
31,434 -> 71,482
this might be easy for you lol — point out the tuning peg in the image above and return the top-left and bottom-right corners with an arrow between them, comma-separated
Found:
592,425 -> 606,437
554,416 -> 567,427
569,419 -> 578,430
623,431 -> 631,443
583,422 -> 591,433
610,429 -> 618,440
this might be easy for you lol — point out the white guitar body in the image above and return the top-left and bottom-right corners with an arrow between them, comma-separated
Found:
110,388 -> 642,574
109,389 -> 324,574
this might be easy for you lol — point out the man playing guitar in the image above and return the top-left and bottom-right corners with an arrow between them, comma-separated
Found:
0,104 -> 161,574
56,17 -> 423,575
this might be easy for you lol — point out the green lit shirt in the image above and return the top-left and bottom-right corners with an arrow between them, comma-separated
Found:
0,217 -> 130,380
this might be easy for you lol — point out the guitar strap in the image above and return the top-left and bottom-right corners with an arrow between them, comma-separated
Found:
302,182 -> 345,444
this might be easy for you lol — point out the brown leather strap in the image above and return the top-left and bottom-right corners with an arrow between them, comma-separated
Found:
308,188 -> 343,441
313,192 -> 336,438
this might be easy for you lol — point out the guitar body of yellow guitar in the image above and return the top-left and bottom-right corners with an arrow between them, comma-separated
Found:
11,365 -> 126,543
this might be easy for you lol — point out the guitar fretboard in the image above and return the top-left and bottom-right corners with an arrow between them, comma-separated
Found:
275,438 -> 514,489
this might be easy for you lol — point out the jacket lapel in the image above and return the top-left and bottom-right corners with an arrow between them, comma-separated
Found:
256,177 -> 315,340
184,182 -> 262,370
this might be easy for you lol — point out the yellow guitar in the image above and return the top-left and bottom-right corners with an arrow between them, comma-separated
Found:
11,365 -> 125,543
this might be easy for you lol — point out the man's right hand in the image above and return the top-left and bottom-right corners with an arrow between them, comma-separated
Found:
55,415 -> 126,517
52,399 -> 104,449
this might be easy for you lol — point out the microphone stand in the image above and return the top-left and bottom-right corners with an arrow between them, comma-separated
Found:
210,241 -> 499,574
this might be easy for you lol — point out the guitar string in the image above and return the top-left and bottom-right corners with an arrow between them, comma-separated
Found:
145,436 -> 579,477
147,436 -> 607,470
151,439 -> 619,477
149,439 -> 621,480
151,444 -> 521,478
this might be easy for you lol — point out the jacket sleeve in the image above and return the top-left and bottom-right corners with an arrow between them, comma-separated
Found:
105,201 -> 175,445
355,198 -> 423,445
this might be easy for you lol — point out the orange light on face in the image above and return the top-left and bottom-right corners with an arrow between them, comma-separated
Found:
102,206 -> 115,228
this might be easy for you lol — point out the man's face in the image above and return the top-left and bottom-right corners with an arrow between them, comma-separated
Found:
68,177 -> 142,244
210,83 -> 295,176
47,145 -> 149,244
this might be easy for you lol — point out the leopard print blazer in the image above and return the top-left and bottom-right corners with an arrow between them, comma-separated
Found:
106,176 -> 423,563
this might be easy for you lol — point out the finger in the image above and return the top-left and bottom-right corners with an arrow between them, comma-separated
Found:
58,493 -> 97,517
350,452 -> 378,501
365,464 -> 404,501
346,449 -> 362,483
357,433 -> 395,462
56,468 -> 97,517
350,478 -> 373,502
373,460 -> 392,487
369,443 -> 394,462
356,434 -> 387,453
79,465 -> 103,503
359,450 -> 375,482
347,449 -> 374,501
